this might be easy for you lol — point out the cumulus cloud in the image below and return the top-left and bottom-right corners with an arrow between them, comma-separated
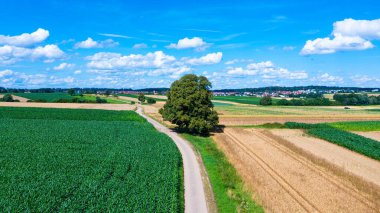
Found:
184,52 -> 223,65
84,50 -> 222,79
53,62 -> 75,70
167,37 -> 209,51
75,37 -> 118,49
350,75 -> 380,84
301,18 -> 380,55
86,51 -> 176,70
314,73 -> 343,84
133,43 -> 148,49
333,18 -> 380,39
0,44 -> 64,65
0,29 -> 64,65
0,28 -> 49,47
0,69 -> 13,78
74,70 -> 82,74
228,61 -> 308,80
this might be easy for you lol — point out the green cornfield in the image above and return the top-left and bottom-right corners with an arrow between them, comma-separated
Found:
13,93 -> 73,102
0,107 -> 182,212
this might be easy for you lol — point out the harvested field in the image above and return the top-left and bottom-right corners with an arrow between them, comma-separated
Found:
270,129 -> 380,186
0,102 -> 135,110
146,94 -> 167,100
213,128 -> 380,212
220,115 -> 380,125
355,131 -> 380,142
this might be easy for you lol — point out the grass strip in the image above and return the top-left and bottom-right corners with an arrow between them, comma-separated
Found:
182,134 -> 264,213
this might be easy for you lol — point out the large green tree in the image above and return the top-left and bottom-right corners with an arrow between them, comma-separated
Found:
160,74 -> 219,135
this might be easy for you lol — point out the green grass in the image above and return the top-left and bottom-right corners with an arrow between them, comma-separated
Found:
285,122 -> 380,161
119,94 -> 167,102
182,134 -> 263,213
230,123 -> 286,129
79,95 -> 130,104
13,93 -> 73,102
213,96 -> 279,105
212,101 -> 233,107
0,107 -> 182,212
329,121 -> 380,131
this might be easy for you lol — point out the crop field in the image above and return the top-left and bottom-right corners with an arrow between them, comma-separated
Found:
81,95 -> 131,104
12,93 -> 73,102
0,107 -> 182,212
212,128 -> 380,212
285,122 -> 380,160
119,94 -> 166,102
329,121 -> 380,131
215,105 -> 380,125
212,96 -> 279,105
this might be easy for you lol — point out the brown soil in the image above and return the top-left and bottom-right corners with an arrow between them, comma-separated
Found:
0,102 -> 136,110
212,128 -> 380,212
354,131 -> 380,142
220,116 -> 380,125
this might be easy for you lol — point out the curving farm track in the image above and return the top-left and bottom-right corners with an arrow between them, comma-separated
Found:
136,107 -> 208,213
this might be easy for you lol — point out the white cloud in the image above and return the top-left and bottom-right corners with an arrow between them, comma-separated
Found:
0,44 -> 64,65
0,28 -> 49,47
53,62 -> 75,70
314,73 -> 343,84
75,37 -> 118,49
301,34 -> 373,55
350,75 -> 380,84
0,69 -> 13,78
228,61 -> 308,80
133,43 -> 148,49
184,52 -> 223,65
99,33 -> 132,39
74,70 -> 82,74
301,18 -> 380,55
283,46 -> 296,51
167,37 -> 209,51
86,51 -> 176,70
227,67 -> 258,75
333,18 -> 380,39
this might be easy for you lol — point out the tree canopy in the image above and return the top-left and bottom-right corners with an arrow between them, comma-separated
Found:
160,74 -> 219,135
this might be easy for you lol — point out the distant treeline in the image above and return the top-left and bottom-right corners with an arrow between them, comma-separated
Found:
2,86 -> 380,94
264,93 -> 380,106
213,86 -> 380,93
333,93 -> 380,105
0,87 -> 168,94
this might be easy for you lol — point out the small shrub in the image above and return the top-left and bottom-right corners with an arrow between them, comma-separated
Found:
259,96 -> 272,106
147,98 -> 156,104
96,96 -> 107,103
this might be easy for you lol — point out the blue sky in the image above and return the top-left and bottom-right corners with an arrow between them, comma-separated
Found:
1,0 -> 380,89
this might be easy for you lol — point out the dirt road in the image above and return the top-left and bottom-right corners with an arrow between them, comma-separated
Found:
213,128 -> 380,212
136,107 -> 208,213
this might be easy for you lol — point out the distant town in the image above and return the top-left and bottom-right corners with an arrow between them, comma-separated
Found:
2,86 -> 379,98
